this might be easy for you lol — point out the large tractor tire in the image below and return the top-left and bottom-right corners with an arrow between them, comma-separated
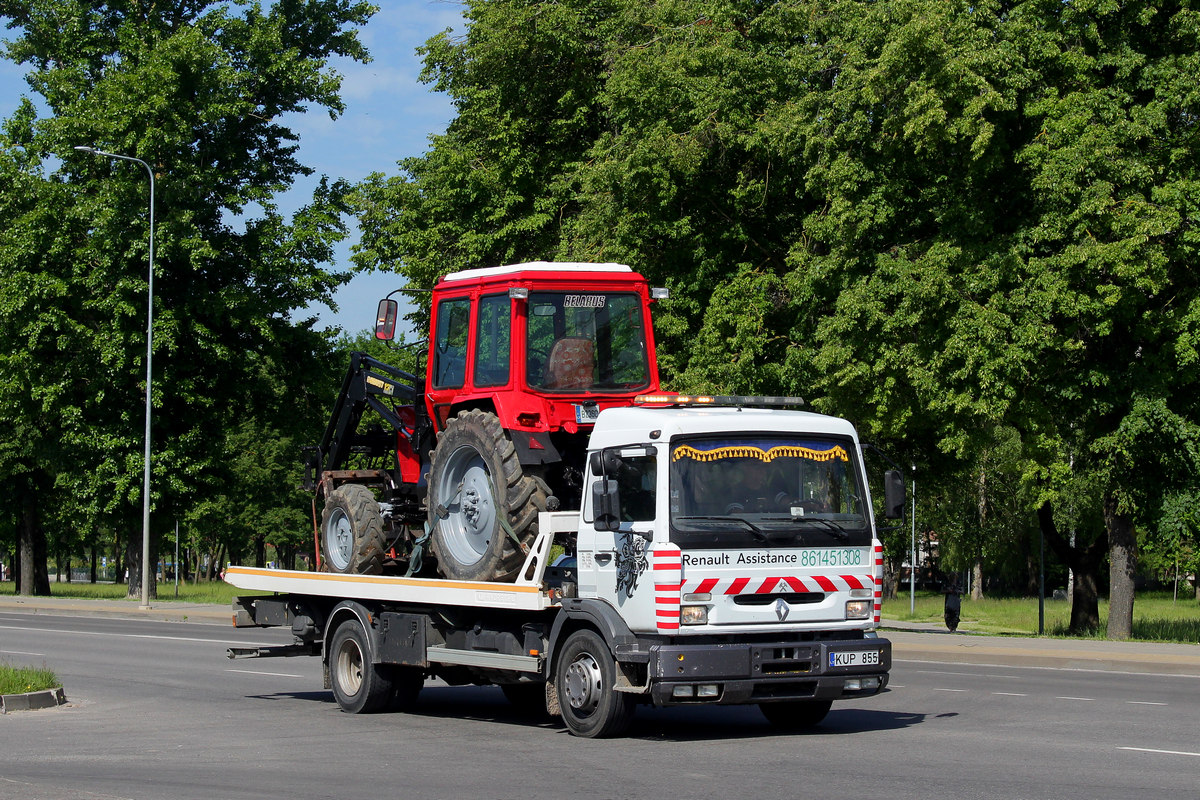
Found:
427,409 -> 546,582
321,484 -> 386,575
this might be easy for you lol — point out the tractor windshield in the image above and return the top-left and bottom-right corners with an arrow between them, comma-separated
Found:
526,292 -> 651,393
669,435 -> 872,548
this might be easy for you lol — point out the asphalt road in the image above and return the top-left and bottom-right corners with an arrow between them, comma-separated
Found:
1,608 -> 1198,800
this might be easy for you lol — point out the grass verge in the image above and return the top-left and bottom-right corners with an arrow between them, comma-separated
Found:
884,590 -> 1200,642
0,661 -> 59,695
0,580 -> 266,605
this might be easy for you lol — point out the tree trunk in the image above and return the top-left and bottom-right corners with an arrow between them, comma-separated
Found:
112,529 -> 124,584
1037,500 -> 1103,633
882,557 -> 899,599
90,544 -> 98,583
18,483 -> 51,596
1105,493 -> 1137,640
125,529 -> 158,602
971,471 -> 986,600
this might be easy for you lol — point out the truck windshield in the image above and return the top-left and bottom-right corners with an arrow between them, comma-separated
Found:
668,435 -> 871,548
526,292 -> 650,393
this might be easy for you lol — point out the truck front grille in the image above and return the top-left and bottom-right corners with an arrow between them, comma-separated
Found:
753,645 -> 815,675
734,592 -> 824,606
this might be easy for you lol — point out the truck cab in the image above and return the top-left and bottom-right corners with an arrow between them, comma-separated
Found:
566,401 -> 897,722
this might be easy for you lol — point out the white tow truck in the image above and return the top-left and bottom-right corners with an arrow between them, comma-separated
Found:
225,397 -> 905,737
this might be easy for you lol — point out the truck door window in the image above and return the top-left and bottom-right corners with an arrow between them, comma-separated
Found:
473,294 -> 510,387
614,455 -> 656,523
432,297 -> 470,389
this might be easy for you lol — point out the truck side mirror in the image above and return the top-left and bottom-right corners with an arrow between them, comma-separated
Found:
375,298 -> 398,341
883,469 -> 905,519
592,479 -> 622,531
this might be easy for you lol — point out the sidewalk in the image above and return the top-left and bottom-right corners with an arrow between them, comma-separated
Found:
0,593 -> 231,624
2,593 -> 1198,677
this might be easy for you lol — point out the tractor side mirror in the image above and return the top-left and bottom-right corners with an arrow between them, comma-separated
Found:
375,299 -> 398,341
883,469 -> 905,519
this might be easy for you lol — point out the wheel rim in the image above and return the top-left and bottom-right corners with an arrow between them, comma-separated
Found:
324,507 -> 353,571
438,444 -> 498,567
563,651 -> 603,716
334,634 -> 365,698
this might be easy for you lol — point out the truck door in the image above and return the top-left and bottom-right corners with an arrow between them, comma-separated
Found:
577,447 -> 658,630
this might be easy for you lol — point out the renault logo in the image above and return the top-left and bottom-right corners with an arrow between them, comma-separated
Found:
774,598 -> 790,622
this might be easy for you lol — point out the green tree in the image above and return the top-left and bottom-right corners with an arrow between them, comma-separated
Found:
0,0 -> 374,597
354,0 -> 1200,639
789,0 -> 1200,636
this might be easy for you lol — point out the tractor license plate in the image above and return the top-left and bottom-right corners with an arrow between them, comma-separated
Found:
574,404 -> 600,424
830,649 -> 880,668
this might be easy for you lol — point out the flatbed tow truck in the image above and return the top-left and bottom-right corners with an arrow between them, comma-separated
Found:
226,398 -> 904,737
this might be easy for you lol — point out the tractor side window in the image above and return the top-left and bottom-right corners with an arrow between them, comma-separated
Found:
473,294 -> 511,387
433,297 -> 470,388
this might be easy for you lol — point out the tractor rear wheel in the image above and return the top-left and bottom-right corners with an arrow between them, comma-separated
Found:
427,409 -> 546,582
321,484 -> 386,574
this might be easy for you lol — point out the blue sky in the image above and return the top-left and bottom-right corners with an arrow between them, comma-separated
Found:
0,1 -> 463,336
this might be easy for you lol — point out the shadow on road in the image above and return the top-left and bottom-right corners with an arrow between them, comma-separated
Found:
244,684 -> 928,740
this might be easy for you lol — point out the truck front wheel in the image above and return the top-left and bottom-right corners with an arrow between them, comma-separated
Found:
321,484 -> 386,575
554,629 -> 634,738
427,410 -> 545,582
759,699 -> 833,729
329,620 -> 394,714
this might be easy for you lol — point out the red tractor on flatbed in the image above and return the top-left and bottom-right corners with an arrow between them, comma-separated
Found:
304,262 -> 669,582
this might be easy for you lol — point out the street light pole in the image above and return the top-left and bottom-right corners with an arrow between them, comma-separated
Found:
75,146 -> 155,609
910,464 -> 917,615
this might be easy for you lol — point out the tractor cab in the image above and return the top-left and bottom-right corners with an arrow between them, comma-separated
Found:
377,262 -> 667,437
346,261 -> 668,582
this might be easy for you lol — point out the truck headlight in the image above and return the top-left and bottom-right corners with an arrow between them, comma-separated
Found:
680,605 -> 709,625
845,600 -> 871,620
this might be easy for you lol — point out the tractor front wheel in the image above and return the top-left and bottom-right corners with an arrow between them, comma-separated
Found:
321,484 -> 386,574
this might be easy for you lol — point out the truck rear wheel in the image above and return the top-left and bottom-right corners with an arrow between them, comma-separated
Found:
329,620 -> 393,713
555,629 -> 634,738
321,484 -> 386,574
427,409 -> 545,582
758,699 -> 833,729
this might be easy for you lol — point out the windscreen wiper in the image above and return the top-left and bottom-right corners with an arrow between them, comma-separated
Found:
675,515 -> 770,543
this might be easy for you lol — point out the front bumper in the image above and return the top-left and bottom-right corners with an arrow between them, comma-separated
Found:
646,637 -> 891,707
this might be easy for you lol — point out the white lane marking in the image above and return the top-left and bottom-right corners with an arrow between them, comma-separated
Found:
0,649 -> 45,657
0,623 -> 277,648
932,688 -> 967,693
916,669 -> 1022,680
1120,746 -> 1200,758
1055,696 -> 1094,701
896,657 -> 1200,680
1126,701 -> 1168,706
992,692 -> 1027,697
225,669 -> 305,678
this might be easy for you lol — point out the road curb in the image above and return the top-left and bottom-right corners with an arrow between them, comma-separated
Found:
0,687 -> 67,713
